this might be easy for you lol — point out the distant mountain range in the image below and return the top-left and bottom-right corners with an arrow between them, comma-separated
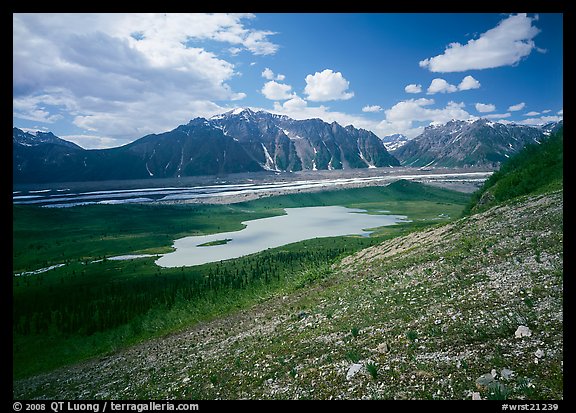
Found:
391,119 -> 560,168
13,109 -> 562,184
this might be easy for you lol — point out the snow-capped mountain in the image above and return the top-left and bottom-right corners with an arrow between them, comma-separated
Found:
13,109 -> 399,184
13,128 -> 87,183
207,108 -> 399,172
540,120 -> 563,136
13,128 -> 82,150
381,133 -> 409,152
392,119 -> 551,168
14,113 -> 561,184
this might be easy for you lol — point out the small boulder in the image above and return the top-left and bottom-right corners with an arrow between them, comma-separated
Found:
377,342 -> 389,354
471,392 -> 482,400
346,363 -> 363,380
475,373 -> 495,390
535,349 -> 545,358
500,368 -> 514,380
515,325 -> 532,338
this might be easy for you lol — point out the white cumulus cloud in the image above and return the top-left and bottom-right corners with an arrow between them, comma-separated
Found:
304,69 -> 354,102
385,98 -> 472,124
376,98 -> 474,138
426,75 -> 481,95
405,84 -> 422,94
419,14 -> 542,72
475,103 -> 496,113
362,105 -> 382,113
262,67 -> 285,81
508,102 -> 526,111
458,75 -> 481,91
427,78 -> 458,94
262,68 -> 275,80
280,96 -> 309,111
261,81 -> 294,100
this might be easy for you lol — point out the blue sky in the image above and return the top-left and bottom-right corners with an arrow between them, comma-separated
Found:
13,13 -> 563,149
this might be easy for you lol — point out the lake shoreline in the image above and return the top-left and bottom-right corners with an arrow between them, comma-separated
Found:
156,206 -> 409,267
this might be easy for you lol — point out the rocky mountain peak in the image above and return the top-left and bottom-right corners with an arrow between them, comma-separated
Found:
392,119 -> 549,168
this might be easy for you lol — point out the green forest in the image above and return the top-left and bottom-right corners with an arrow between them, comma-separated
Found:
465,128 -> 563,214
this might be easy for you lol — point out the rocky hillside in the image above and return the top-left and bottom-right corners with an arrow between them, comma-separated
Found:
13,188 -> 563,400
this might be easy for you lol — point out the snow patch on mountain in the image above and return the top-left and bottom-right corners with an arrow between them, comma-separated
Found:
261,143 -> 278,171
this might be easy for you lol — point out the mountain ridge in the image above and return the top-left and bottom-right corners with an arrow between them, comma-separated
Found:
13,109 -> 399,183
391,118 -> 556,168
13,111 -> 561,183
